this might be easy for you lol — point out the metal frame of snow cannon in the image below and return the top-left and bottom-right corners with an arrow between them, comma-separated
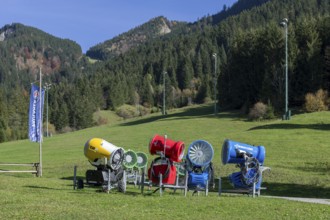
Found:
122,149 -> 139,187
146,151 -> 188,196
185,140 -> 215,196
145,135 -> 188,196
124,151 -> 150,190
73,157 -> 127,193
219,139 -> 271,197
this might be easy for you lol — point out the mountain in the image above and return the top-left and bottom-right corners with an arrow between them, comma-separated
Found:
86,16 -> 186,60
86,0 -> 274,61
0,23 -> 83,84
1,0 -> 329,144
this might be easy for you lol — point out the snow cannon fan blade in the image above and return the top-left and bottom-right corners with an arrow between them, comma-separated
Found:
84,138 -> 124,170
122,150 -> 138,169
221,139 -> 265,165
135,152 -> 148,169
187,140 -> 214,167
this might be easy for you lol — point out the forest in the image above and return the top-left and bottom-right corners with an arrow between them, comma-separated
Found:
0,0 -> 329,142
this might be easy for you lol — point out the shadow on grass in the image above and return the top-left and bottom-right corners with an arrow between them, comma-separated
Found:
295,162 -> 330,174
262,182 -> 330,199
61,176 -> 84,181
120,105 -> 244,126
212,178 -> 330,199
249,123 -> 330,131
24,185 -> 65,191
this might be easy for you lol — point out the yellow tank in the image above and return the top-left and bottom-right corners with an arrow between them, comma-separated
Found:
84,138 -> 124,170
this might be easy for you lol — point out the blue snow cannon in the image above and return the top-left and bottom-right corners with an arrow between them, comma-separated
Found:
186,140 -> 214,189
221,139 -> 266,190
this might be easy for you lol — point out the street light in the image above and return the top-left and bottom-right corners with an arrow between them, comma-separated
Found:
43,83 -> 52,137
163,71 -> 167,115
212,53 -> 217,115
280,18 -> 290,120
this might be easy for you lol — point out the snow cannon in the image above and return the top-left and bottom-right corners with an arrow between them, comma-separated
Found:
149,134 -> 185,162
135,152 -> 148,169
148,157 -> 177,185
122,150 -> 138,169
186,140 -> 214,189
221,139 -> 266,190
84,138 -> 124,171
222,139 -> 265,165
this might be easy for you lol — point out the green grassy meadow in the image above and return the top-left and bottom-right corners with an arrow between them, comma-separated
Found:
0,104 -> 329,219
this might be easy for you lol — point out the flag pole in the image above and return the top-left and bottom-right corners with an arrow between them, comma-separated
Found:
39,67 -> 42,177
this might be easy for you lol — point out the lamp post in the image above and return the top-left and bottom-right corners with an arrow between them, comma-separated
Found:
44,83 -> 52,137
280,18 -> 290,120
163,71 -> 167,115
212,53 -> 217,115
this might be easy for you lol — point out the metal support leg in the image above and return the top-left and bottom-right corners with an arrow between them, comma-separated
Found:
134,170 -> 138,187
206,180 -> 209,196
140,169 -> 145,194
218,177 -> 221,196
107,169 -> 111,193
73,165 -> 77,190
159,174 -> 163,196
184,171 -> 188,197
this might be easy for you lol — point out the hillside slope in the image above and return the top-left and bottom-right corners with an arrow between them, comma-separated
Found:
0,105 -> 329,218
86,16 -> 186,60
0,23 -> 82,82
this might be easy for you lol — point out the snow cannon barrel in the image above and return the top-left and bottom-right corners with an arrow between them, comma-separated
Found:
149,134 -> 185,162
84,138 -> 124,170
221,139 -> 265,165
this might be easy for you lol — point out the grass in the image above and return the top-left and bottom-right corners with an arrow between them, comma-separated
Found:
0,104 -> 329,219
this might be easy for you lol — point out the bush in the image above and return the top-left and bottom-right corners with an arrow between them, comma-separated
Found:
305,89 -> 329,112
61,126 -> 73,133
138,106 -> 150,116
43,122 -> 56,136
248,102 -> 267,121
116,104 -> 151,119
96,116 -> 108,125
116,106 -> 137,119
264,102 -> 275,120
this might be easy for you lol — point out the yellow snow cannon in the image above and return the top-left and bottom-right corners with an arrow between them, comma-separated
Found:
84,138 -> 124,171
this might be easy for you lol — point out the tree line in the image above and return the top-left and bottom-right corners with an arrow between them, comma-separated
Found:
0,0 -> 329,143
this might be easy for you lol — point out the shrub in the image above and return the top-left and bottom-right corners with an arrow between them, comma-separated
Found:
248,102 -> 267,121
61,126 -> 73,133
138,106 -> 150,116
264,103 -> 275,120
96,116 -> 108,125
43,122 -> 56,136
304,89 -> 329,112
116,107 -> 135,119
116,105 -> 145,119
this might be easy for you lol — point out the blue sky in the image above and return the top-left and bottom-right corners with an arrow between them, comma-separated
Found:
0,0 -> 237,53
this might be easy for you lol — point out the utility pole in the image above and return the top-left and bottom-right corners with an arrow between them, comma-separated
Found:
212,53 -> 217,115
163,71 -> 167,115
281,18 -> 290,120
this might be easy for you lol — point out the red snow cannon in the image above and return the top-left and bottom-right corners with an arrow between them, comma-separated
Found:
149,134 -> 185,162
